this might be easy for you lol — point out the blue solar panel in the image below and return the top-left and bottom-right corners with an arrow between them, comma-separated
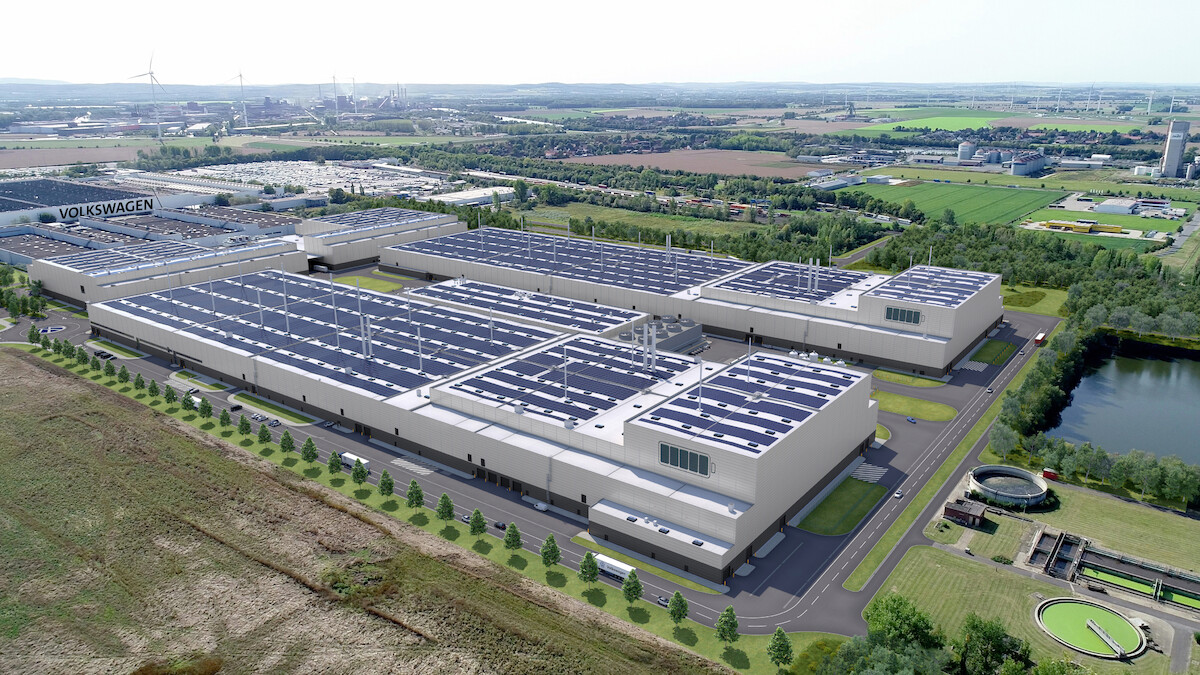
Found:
864,265 -> 995,308
711,261 -> 872,304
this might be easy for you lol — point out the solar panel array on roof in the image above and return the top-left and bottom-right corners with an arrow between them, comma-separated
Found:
313,207 -> 438,228
0,234 -> 92,259
393,228 -> 751,295
447,335 -> 693,424
409,280 -> 643,334
865,265 -> 995,308
99,214 -> 235,239
633,353 -> 863,454
187,205 -> 301,228
100,270 -> 560,398
710,261 -> 872,304
0,179 -> 147,212
47,240 -> 213,274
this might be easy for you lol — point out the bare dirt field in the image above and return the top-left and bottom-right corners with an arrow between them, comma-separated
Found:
0,349 -> 720,675
559,148 -> 856,179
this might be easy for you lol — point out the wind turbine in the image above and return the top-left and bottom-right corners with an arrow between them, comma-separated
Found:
129,55 -> 166,142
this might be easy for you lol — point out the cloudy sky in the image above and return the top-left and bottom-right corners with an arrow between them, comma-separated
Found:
7,0 -> 1198,86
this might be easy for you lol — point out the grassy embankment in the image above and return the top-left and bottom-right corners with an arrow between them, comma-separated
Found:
870,390 -> 957,422
230,393 -> 315,424
796,479 -> 887,536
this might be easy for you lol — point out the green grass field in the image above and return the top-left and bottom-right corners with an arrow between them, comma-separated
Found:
971,339 -> 1017,365
1031,122 -> 1141,133
12,343 -> 834,674
93,339 -> 142,358
1001,284 -> 1069,317
863,107 -> 1021,120
569,536 -> 719,595
231,393 -> 315,424
876,423 -> 890,441
879,547 -> 1169,674
522,109 -> 597,120
333,275 -> 405,293
44,299 -> 88,318
797,479 -> 888,536
966,517 -> 1030,561
1025,208 -> 1184,232
871,390 -> 957,421
864,166 -> 1200,202
830,128 -> 920,139
860,116 -> 1006,132
244,141 -> 312,151
923,519 -> 965,545
872,369 -> 944,388
847,182 -> 1064,224
844,323 -> 1063,591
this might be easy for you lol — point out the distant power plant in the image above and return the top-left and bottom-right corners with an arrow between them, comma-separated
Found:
1160,120 -> 1191,178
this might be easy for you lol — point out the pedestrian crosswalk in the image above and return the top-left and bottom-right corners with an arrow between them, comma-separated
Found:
390,455 -> 434,476
851,463 -> 888,484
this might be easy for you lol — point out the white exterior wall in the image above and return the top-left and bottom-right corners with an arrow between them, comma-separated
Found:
304,219 -> 465,266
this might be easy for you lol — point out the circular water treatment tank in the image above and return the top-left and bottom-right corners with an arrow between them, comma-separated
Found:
680,319 -> 695,327
1035,598 -> 1145,659
967,465 -> 1048,506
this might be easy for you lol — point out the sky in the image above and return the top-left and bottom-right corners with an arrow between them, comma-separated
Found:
7,0 -> 1199,87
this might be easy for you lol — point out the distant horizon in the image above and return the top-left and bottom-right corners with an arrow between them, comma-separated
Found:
5,0 -> 1198,87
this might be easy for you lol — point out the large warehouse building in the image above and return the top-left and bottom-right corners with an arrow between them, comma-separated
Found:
89,270 -> 877,582
0,178 -> 214,226
298,207 -> 466,270
381,229 -> 1003,376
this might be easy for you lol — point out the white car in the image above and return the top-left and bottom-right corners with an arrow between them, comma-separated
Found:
893,489 -> 904,499
533,502 -> 549,512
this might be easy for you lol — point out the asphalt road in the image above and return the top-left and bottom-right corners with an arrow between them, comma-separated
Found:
32,307 -> 1189,646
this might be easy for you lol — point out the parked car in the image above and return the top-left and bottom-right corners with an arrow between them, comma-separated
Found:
251,413 -> 266,421
533,502 -> 549,512
494,521 -> 507,531
906,416 -> 916,424
322,420 -> 336,428
229,404 -> 243,412
656,595 -> 670,608
268,419 -> 281,427
186,388 -> 199,395
894,489 -> 904,499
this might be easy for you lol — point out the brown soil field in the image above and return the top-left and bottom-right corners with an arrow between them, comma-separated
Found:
1001,116 -> 1168,131
559,148 -> 857,179
0,145 -> 267,169
0,348 -> 723,675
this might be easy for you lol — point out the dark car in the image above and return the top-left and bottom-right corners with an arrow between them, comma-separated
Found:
229,404 -> 243,412
494,521 -> 507,531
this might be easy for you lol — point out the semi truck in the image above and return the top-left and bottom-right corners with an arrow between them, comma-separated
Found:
595,554 -> 635,582
340,451 -> 370,474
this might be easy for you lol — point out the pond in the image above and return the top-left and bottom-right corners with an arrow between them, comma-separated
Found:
1050,354 -> 1200,464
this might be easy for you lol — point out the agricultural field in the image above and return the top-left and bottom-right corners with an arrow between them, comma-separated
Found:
846,182 -> 1064,224
1030,121 -> 1141,133
558,148 -> 855,179
521,109 -> 598,120
859,116 -> 1006,132
1025,208 -> 1186,232
863,166 -> 1200,202
0,349 -> 725,674
861,107 -> 1020,120
1049,231 -> 1156,251
880,547 -> 1170,675
0,135 -> 270,169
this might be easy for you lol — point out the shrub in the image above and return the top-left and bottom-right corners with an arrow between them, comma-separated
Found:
992,555 -> 1014,565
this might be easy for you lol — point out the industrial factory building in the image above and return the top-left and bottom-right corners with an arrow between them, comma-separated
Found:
89,270 -> 877,582
382,228 -> 1003,376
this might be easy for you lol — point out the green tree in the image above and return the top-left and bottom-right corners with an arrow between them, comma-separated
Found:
198,397 -> 213,420
578,551 -> 599,588
237,414 -> 251,436
163,384 -> 177,405
942,208 -> 957,225
90,356 -> 102,372
76,349 -> 89,368
469,508 -> 486,537
180,393 -> 195,411
301,437 -> 318,464
766,626 -> 794,667
715,605 -> 739,644
219,408 -> 232,428
990,423 -> 1020,461
351,459 -> 368,487
863,593 -> 944,651
540,533 -> 561,568
621,569 -> 643,606
133,373 -> 145,390
378,469 -> 394,498
435,493 -> 454,521
327,451 -> 342,476
51,338 -> 62,355
26,324 -> 39,344
953,613 -> 1029,675
405,479 -> 424,509
503,523 -> 522,551
492,190 -> 502,211
40,335 -> 51,351
257,423 -> 272,444
117,364 -> 129,383
103,359 -> 116,378
667,591 -> 689,625
279,429 -> 295,453
513,179 -> 529,203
